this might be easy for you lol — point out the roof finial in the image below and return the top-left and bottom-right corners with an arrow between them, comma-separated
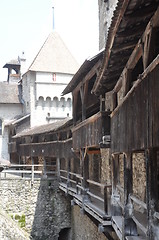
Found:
52,3 -> 55,30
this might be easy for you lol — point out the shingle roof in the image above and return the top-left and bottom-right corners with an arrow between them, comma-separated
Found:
13,117 -> 72,138
29,31 -> 79,74
0,82 -> 21,104
4,114 -> 30,126
62,49 -> 104,95
3,59 -> 20,68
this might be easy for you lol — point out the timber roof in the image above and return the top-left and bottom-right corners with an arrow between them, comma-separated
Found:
0,82 -> 21,104
62,49 -> 104,95
3,59 -> 20,69
13,118 -> 72,138
4,114 -> 30,127
29,31 -> 79,74
92,0 -> 159,95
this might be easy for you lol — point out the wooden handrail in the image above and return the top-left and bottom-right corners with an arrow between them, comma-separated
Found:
87,179 -> 111,188
154,211 -> 159,220
76,174 -> 83,180
60,169 -> 67,173
130,195 -> 147,210
10,164 -> 43,167
116,184 -> 124,193
69,171 -> 78,177
60,176 -> 67,180
87,191 -> 104,203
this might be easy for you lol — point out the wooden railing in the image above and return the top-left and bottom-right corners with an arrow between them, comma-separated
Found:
59,169 -> 111,216
116,184 -> 148,236
1,164 -> 57,181
87,179 -> 111,214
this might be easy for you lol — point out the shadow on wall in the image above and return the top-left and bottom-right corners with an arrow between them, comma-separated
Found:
30,177 -> 71,240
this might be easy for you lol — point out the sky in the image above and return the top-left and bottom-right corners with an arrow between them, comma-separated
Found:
0,0 -> 99,81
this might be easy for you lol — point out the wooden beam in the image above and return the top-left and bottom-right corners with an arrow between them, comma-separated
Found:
73,92 -> 78,125
125,2 -> 158,19
92,0 -> 130,94
87,149 -> 101,155
112,42 -> 136,54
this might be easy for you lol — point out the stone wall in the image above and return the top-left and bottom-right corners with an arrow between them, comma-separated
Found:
0,206 -> 30,240
101,148 -> 111,185
132,153 -> 146,202
0,177 -> 71,240
98,0 -> 118,50
71,205 -> 108,240
89,153 -> 101,182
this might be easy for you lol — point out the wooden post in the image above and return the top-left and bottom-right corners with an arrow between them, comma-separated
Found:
83,151 -> 89,191
100,93 -> 105,112
123,153 -> 137,238
66,158 -> 70,190
123,69 -> 132,96
104,185 -> 108,214
73,93 -> 78,126
145,149 -> 158,239
111,154 -> 121,216
112,92 -> 118,110
43,157 -> 46,177
80,86 -> 86,121
81,149 -> 89,208
31,157 -> 34,183
57,157 -> 60,180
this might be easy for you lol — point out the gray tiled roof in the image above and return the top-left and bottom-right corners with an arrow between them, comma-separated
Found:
0,82 -> 21,104
29,31 -> 79,74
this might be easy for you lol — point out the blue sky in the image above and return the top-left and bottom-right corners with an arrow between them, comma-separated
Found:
0,0 -> 99,80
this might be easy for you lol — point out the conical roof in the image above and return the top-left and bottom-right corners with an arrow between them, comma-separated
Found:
29,31 -> 79,74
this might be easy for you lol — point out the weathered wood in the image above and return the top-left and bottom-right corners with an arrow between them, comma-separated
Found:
72,111 -> 110,150
130,195 -> 147,210
87,149 -> 101,155
87,179 -> 111,188
8,142 -> 17,153
80,85 -> 86,121
111,64 -> 159,152
123,153 -> 138,237
18,138 -> 73,158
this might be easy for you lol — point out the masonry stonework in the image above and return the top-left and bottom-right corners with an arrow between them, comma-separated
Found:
71,205 -> 108,240
132,153 -> 146,202
101,148 -> 111,185
0,178 -> 71,240
98,0 -> 118,50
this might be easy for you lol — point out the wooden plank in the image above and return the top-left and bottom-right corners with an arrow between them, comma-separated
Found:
112,216 -> 122,240
126,237 -> 145,240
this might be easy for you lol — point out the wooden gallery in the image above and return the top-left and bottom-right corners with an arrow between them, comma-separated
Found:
7,1 -> 159,239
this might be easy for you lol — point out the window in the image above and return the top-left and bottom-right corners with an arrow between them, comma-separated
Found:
0,119 -> 2,135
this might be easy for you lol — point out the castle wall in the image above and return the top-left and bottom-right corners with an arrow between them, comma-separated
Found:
0,177 -> 71,240
98,0 -> 118,50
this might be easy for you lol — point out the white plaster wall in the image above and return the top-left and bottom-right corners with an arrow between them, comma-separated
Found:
22,71 -> 73,127
36,72 -> 72,85
31,72 -> 73,127
0,103 -> 23,160
36,72 -> 72,100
